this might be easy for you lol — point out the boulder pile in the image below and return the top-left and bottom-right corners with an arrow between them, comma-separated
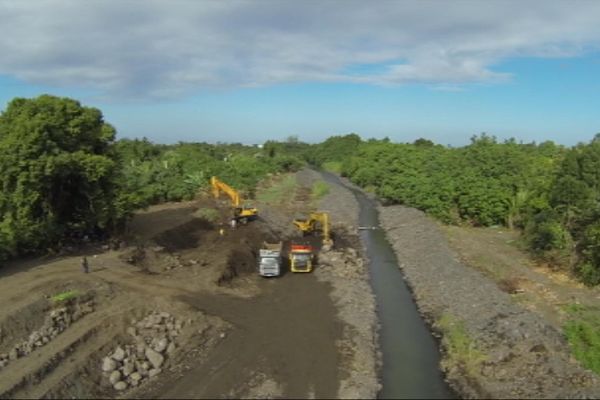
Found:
101,310 -> 183,391
0,300 -> 94,368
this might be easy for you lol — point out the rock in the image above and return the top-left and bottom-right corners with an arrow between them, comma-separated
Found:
148,368 -> 162,377
122,359 -> 135,376
219,332 -> 226,339
130,371 -> 142,381
113,381 -> 128,391
112,346 -> 126,361
145,348 -> 164,369
166,342 -> 176,355
102,357 -> 117,372
109,370 -> 122,385
154,338 -> 168,353
126,326 -> 137,337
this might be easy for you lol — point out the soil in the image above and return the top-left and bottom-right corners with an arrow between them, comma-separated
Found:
378,205 -> 600,399
0,169 -> 378,399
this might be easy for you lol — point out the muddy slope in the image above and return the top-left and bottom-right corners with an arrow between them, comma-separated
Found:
379,205 -> 600,399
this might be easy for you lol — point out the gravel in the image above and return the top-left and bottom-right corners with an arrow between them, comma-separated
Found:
379,204 -> 600,399
295,168 -> 381,399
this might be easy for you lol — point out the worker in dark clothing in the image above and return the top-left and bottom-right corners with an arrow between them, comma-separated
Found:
81,256 -> 89,273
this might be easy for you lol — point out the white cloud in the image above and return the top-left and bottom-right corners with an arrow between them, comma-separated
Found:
0,0 -> 599,99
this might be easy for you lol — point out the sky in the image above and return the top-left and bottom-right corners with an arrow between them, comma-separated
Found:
0,0 -> 599,146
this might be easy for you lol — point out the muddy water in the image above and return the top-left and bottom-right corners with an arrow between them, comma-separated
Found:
321,172 -> 453,399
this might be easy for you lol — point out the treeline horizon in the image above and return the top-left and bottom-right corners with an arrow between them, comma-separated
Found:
1,94 -> 599,287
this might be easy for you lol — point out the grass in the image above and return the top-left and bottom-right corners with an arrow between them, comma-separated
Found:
311,181 -> 330,202
437,313 -> 486,376
51,290 -> 79,303
322,161 -> 342,174
194,207 -> 220,222
256,174 -> 297,205
563,303 -> 600,374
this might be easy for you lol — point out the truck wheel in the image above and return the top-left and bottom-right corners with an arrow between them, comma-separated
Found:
240,217 -> 248,224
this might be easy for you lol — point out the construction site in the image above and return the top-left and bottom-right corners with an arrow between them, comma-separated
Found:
0,169 -> 379,399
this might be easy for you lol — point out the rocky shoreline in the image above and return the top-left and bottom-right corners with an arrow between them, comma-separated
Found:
378,204 -> 600,399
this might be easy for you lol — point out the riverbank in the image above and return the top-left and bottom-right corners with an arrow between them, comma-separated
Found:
295,169 -> 381,398
379,205 -> 600,398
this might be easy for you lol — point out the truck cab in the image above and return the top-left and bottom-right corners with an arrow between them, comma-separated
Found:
290,244 -> 314,273
258,242 -> 282,277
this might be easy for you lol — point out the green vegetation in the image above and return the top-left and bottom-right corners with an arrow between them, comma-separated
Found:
0,95 -> 304,262
563,304 -> 600,373
0,95 -> 132,261
322,161 -> 342,174
256,174 -> 298,205
194,207 -> 220,222
437,313 -> 486,376
308,133 -> 600,286
311,181 -> 330,201
51,290 -> 79,303
2,94 -> 598,286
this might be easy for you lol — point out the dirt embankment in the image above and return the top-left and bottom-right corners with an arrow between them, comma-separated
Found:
378,205 -> 600,399
295,169 -> 380,399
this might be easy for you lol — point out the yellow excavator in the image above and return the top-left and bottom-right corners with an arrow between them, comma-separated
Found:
210,176 -> 258,223
293,212 -> 333,250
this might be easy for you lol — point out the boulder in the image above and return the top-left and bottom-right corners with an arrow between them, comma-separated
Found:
113,381 -> 128,391
166,342 -> 176,355
102,357 -> 117,372
112,346 -> 126,361
154,338 -> 168,353
148,368 -> 162,377
130,372 -> 142,382
145,348 -> 164,369
122,359 -> 135,376
109,370 -> 122,385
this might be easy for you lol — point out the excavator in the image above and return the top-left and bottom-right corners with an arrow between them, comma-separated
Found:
210,176 -> 258,223
293,212 -> 333,250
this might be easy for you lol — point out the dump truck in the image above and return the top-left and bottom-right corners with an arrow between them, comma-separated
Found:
289,244 -> 314,273
258,242 -> 283,277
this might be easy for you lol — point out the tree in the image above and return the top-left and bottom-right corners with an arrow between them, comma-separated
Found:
0,95 -> 129,260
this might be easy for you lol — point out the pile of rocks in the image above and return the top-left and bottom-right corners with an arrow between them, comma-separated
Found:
0,300 -> 94,368
319,247 -> 364,280
101,311 -> 182,391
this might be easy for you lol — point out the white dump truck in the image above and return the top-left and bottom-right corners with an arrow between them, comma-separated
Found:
258,242 -> 283,277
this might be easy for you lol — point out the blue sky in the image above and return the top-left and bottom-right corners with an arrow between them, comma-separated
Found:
1,1 -> 599,146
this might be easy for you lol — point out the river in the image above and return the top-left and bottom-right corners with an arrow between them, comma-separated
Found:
321,171 -> 454,399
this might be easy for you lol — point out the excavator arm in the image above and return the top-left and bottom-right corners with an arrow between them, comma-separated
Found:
210,176 -> 258,222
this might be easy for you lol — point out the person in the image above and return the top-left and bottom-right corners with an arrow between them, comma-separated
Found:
81,256 -> 89,273
230,218 -> 237,229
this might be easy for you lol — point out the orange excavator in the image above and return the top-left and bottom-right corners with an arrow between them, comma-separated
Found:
210,176 -> 258,223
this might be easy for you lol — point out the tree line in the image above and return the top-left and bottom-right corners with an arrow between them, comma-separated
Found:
2,94 -> 598,286
0,95 -> 303,262
306,133 -> 600,286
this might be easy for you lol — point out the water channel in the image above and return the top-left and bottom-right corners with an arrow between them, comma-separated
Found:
321,172 -> 454,399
